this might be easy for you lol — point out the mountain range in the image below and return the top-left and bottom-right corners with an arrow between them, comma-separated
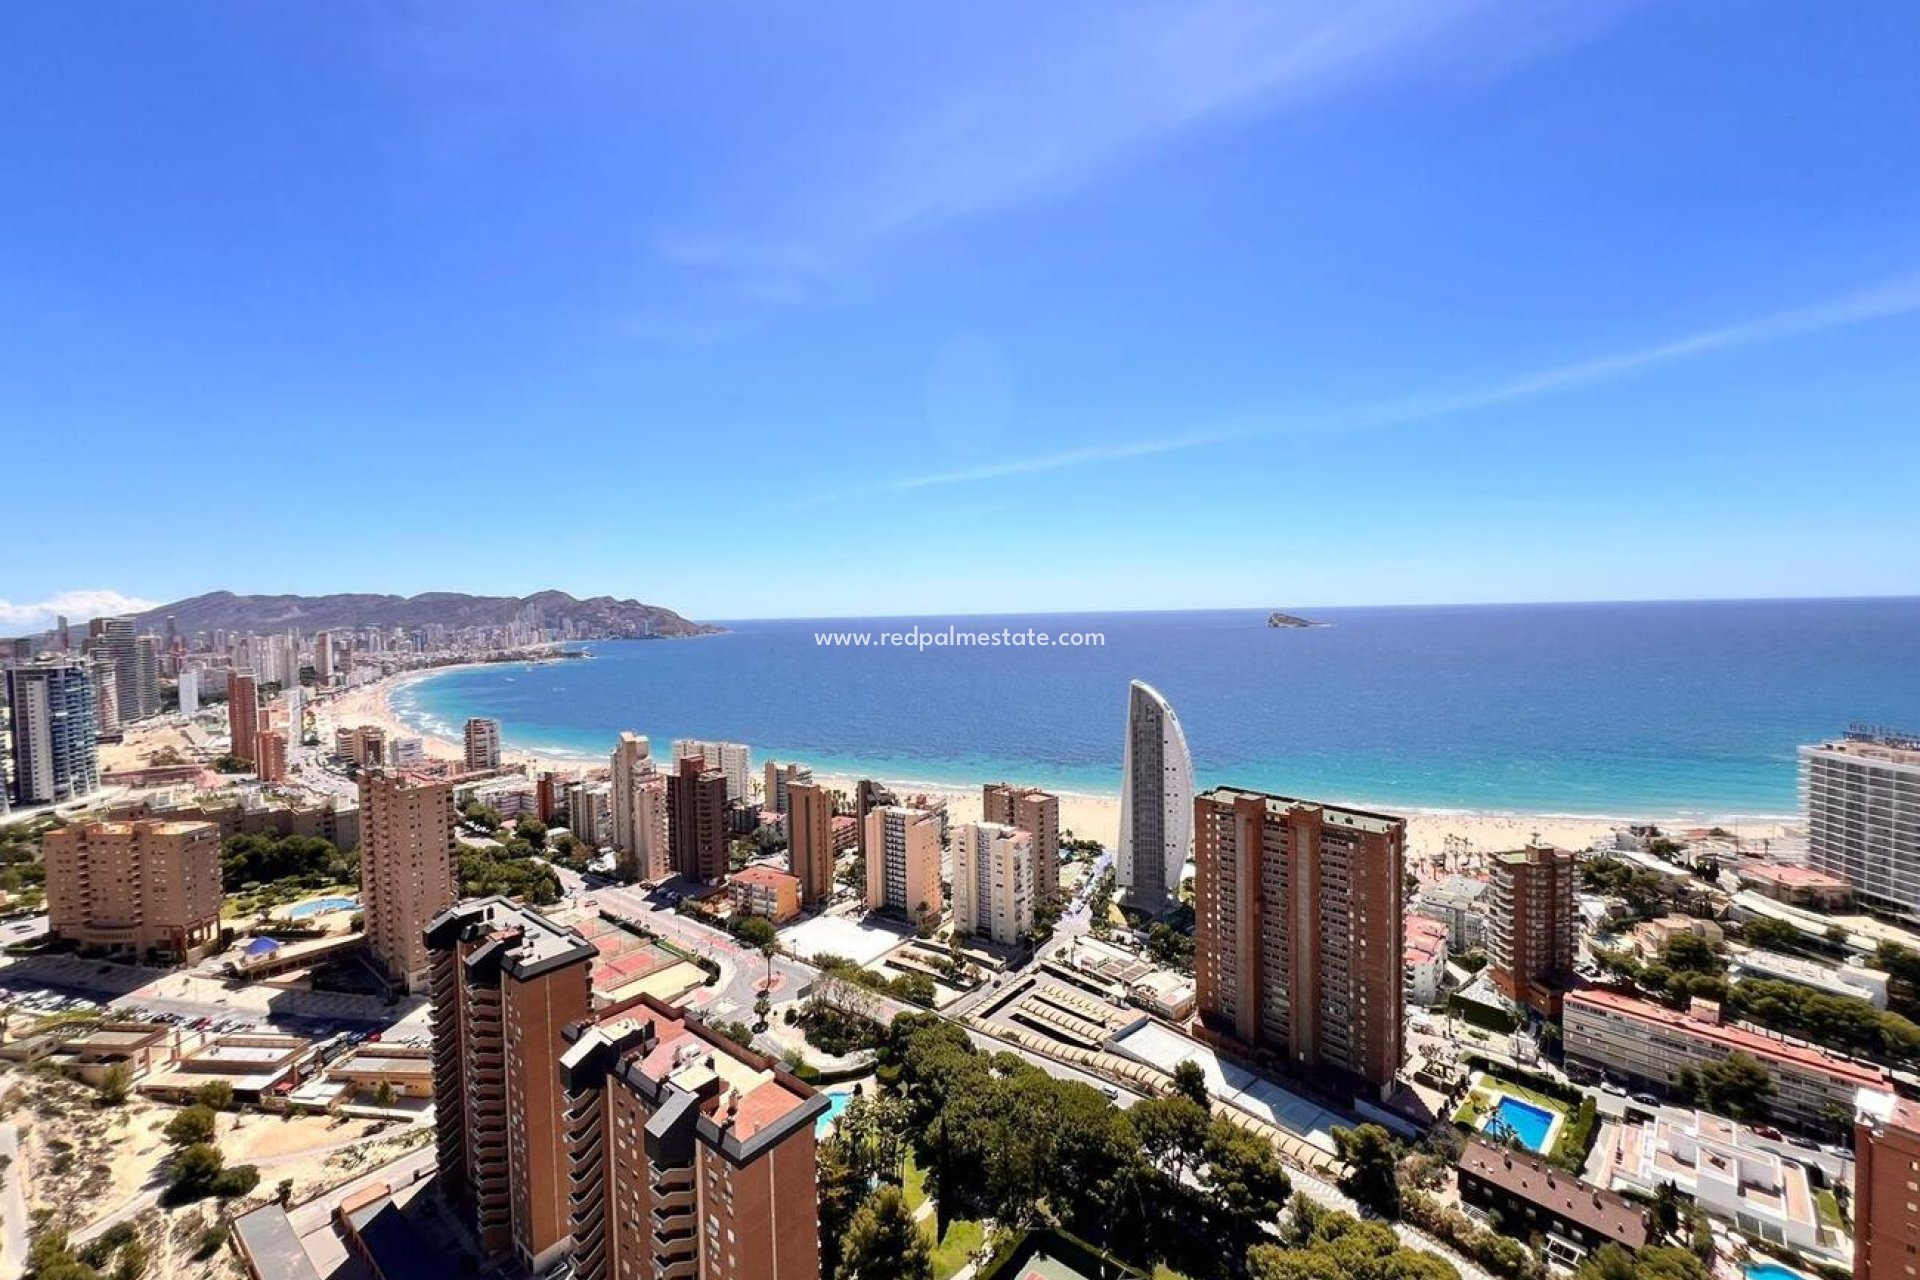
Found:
130,590 -> 717,639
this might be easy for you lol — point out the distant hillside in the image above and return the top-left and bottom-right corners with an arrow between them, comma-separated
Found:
133,590 -> 719,638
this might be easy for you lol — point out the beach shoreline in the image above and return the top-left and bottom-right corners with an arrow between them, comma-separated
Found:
328,667 -> 1802,858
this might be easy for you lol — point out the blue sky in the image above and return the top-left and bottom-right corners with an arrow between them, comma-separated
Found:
4,1 -> 1918,627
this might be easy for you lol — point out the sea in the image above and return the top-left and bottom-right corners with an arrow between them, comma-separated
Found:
391,598 -> 1920,819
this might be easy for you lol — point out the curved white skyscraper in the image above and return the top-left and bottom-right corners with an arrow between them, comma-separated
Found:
1118,680 -> 1194,916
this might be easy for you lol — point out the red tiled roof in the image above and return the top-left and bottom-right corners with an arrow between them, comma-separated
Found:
1741,864 -> 1851,890
731,865 -> 800,889
1459,1138 -> 1649,1248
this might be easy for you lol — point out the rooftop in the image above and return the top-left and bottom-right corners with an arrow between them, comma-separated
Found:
732,865 -> 801,889
1739,864 -> 1852,890
425,896 -> 598,978
1567,988 -> 1889,1086
1196,786 -> 1404,835
1459,1137 -> 1650,1248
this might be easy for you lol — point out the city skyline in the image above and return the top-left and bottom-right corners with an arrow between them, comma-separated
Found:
5,4 -> 1920,620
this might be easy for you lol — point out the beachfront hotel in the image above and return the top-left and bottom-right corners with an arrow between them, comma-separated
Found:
1854,1088 -> 1920,1280
5,656 -> 99,806
1802,728 -> 1920,917
43,818 -> 223,960
1192,786 -> 1406,1093
610,732 -> 670,883
1563,988 -> 1888,1131
785,780 -> 835,908
560,995 -> 825,1280
864,804 -> 943,923
670,754 -> 731,883
360,767 -> 458,992
426,898 -> 596,1272
1487,843 -> 1578,1017
464,716 -> 502,771
951,821 -> 1035,946
1118,680 -> 1193,917
672,738 -> 752,804
982,783 -> 1061,903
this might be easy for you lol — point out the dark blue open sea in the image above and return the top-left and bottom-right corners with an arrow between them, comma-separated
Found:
394,599 -> 1920,818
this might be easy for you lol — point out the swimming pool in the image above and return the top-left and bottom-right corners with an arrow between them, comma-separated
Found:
1486,1095 -> 1557,1152
816,1091 -> 853,1138
1745,1263 -> 1813,1280
288,896 -> 359,919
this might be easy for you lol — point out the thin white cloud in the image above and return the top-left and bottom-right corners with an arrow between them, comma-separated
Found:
821,270 -> 1920,500
0,589 -> 160,634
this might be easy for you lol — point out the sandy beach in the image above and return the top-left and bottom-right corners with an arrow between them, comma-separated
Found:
320,669 -> 1800,860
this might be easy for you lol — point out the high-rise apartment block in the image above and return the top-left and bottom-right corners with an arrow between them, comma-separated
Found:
669,756 -> 730,883
464,717 -> 503,771
764,760 -> 814,815
785,780 -> 835,909
951,822 -> 1034,946
227,669 -> 260,766
44,819 -> 223,959
360,768 -> 458,991
177,667 -> 200,717
1119,681 -> 1193,916
1854,1089 -> 1920,1280
864,805 -> 942,922
611,732 -> 670,882
90,655 -> 120,739
560,996 -> 825,1280
672,739 -> 751,804
1193,787 -> 1406,1093
132,635 -> 161,721
1487,844 -> 1577,1017
255,729 -> 289,784
1802,729 -> 1920,916
982,783 -> 1060,904
6,658 -> 99,807
87,616 -> 157,724
426,899 -> 596,1272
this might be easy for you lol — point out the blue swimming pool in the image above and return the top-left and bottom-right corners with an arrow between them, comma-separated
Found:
288,896 -> 359,919
1745,1263 -> 1813,1280
816,1092 -> 853,1137
1486,1095 -> 1557,1152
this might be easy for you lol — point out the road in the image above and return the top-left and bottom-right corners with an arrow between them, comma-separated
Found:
0,1125 -> 25,1280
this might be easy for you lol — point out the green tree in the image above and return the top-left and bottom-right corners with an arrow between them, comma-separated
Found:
1204,1119 -> 1293,1255
1679,1052 -> 1774,1120
195,1080 -> 236,1111
1574,1244 -> 1707,1280
277,1178 -> 294,1206
837,1185 -> 932,1280
164,1143 -> 227,1204
1332,1124 -> 1402,1217
95,1064 -> 132,1106
1172,1059 -> 1210,1109
374,1080 -> 397,1108
164,1105 -> 218,1146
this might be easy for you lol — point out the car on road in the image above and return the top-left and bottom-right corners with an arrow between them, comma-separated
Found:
1630,1091 -> 1660,1106
1752,1124 -> 1783,1140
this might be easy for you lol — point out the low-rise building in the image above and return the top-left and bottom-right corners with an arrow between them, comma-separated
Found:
1456,1137 -> 1650,1268
1634,915 -> 1725,953
1594,1110 -> 1822,1252
1739,863 -> 1855,911
1414,876 -> 1488,951
328,1042 -> 434,1100
140,1033 -> 315,1102
1564,989 -> 1888,1131
45,1022 -> 175,1086
1729,949 -> 1890,1009
730,865 -> 803,924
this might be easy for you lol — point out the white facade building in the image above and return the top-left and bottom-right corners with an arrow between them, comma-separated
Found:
1802,731 -> 1920,916
1118,680 -> 1193,916
672,739 -> 751,803
951,822 -> 1035,946
176,668 -> 199,718
610,731 -> 670,880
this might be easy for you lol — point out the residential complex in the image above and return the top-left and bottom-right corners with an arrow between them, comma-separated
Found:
1562,988 -> 1889,1130
560,996 -> 826,1280
1118,681 -> 1192,916
6,657 -> 99,806
1192,787 -> 1406,1092
951,821 -> 1035,946
673,739 -> 752,804
864,805 -> 942,922
426,898 -> 597,1272
670,754 -> 730,883
1456,1138 -> 1649,1268
610,732 -> 670,882
982,783 -> 1060,904
730,865 -> 804,923
227,668 -> 260,766
255,729 -> 289,783
1802,730 -> 1920,916
764,759 -> 813,816
43,819 -> 223,959
1486,844 -> 1577,1017
464,716 -> 503,771
1854,1088 -> 1920,1280
360,768 -> 458,991
785,780 -> 835,908
1593,1110 -> 1822,1252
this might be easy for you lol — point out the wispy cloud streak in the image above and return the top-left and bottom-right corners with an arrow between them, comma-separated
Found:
821,271 -> 1920,501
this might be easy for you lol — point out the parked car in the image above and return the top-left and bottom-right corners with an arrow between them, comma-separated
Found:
1752,1124 -> 1783,1140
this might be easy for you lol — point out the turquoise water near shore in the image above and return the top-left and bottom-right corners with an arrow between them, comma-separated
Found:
392,599 -> 1920,817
